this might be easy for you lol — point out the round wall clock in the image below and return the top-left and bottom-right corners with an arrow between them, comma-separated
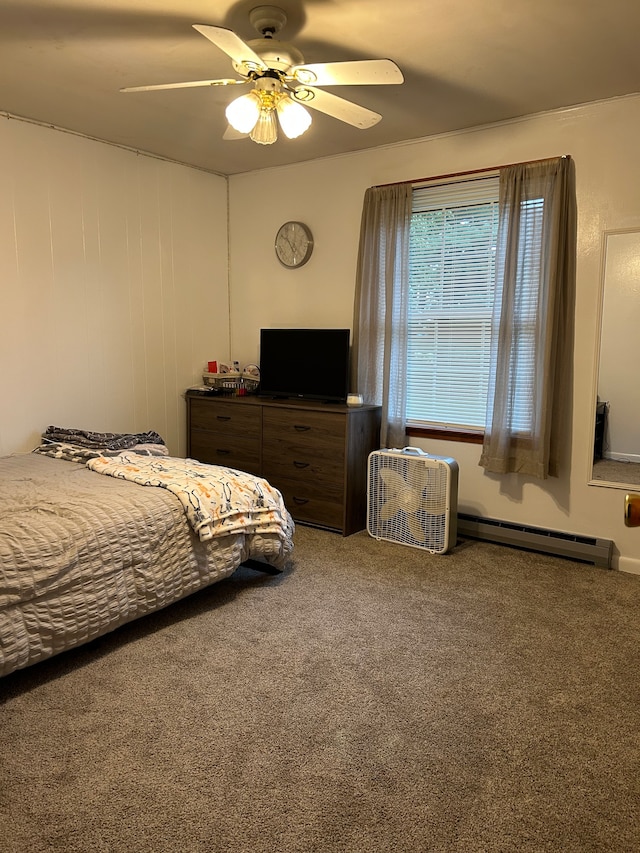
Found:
275,221 -> 314,268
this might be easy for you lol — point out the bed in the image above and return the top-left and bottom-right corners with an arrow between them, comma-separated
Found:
0,429 -> 294,678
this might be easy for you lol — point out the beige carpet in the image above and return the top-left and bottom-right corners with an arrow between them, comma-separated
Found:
2,525 -> 640,852
592,457 -> 640,486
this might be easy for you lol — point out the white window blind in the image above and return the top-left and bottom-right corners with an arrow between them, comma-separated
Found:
503,196 -> 544,434
407,176 -> 500,429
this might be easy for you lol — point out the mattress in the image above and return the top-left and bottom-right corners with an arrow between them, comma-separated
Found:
0,453 -> 294,677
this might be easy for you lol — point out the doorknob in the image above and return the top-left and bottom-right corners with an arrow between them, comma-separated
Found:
624,493 -> 640,527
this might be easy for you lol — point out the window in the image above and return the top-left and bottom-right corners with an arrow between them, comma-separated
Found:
407,176 -> 499,431
354,156 -> 574,475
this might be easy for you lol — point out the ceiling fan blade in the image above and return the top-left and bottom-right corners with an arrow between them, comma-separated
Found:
193,24 -> 267,74
291,87 -> 381,129
291,59 -> 404,87
121,79 -> 245,93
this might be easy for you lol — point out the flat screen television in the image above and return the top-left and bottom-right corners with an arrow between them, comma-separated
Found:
259,328 -> 350,403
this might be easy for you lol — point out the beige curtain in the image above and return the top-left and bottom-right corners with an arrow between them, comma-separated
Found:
351,184 -> 412,448
479,156 -> 577,478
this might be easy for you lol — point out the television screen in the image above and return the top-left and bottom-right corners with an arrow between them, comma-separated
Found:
259,328 -> 350,403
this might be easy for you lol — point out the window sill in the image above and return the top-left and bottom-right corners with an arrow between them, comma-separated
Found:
406,425 -> 485,445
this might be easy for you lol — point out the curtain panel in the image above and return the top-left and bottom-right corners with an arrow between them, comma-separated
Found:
479,156 -> 577,478
351,184 -> 412,448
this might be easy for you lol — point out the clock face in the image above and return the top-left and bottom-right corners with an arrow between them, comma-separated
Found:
275,221 -> 314,268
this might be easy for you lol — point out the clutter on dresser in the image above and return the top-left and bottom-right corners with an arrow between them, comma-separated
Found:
202,361 -> 260,396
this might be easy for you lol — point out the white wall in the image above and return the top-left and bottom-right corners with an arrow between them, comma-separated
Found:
0,119 -> 229,457
228,94 -> 640,572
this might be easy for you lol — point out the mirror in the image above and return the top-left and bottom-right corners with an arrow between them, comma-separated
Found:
589,228 -> 640,489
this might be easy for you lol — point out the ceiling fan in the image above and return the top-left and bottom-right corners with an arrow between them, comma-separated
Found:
121,4 -> 404,145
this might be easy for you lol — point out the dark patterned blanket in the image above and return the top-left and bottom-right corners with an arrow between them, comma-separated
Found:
33,426 -> 168,463
42,425 -> 165,451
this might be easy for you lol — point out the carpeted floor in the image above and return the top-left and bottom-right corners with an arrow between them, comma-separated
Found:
2,524 -> 640,853
591,457 -> 640,486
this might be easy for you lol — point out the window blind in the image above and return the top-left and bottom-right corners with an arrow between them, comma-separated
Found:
407,176 -> 500,429
502,196 -> 544,433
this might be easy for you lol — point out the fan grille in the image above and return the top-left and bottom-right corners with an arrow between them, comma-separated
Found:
367,450 -> 458,554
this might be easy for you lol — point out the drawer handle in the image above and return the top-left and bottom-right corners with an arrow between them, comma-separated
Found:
293,496 -> 309,505
294,424 -> 311,432
216,449 -> 230,455
293,460 -> 309,469
216,415 -> 231,421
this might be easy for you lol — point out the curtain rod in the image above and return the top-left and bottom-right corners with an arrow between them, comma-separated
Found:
373,154 -> 570,189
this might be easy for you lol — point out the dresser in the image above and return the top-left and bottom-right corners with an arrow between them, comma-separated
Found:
186,391 -> 381,536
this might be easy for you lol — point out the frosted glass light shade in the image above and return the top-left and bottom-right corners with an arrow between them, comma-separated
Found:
225,93 -> 260,133
276,97 -> 312,139
250,109 -> 278,145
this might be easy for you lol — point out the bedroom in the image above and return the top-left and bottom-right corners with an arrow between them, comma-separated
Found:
2,1 -> 640,849
1,2 -> 639,571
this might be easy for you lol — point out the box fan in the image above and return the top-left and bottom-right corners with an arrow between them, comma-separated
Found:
367,448 -> 459,554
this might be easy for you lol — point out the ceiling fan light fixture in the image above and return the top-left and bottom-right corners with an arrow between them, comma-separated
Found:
276,96 -> 312,139
250,108 -> 278,145
124,12 -> 405,151
225,91 -> 261,133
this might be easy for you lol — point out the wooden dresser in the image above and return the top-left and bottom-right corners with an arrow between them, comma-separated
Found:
186,391 -> 381,536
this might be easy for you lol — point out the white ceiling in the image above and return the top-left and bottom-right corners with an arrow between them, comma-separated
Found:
1,0 -> 639,176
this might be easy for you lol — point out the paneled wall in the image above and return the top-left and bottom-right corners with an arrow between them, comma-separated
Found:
0,119 -> 228,457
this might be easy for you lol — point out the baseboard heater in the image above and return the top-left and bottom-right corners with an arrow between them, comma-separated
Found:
457,513 -> 613,568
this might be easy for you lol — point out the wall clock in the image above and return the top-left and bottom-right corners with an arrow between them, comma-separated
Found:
275,221 -> 314,268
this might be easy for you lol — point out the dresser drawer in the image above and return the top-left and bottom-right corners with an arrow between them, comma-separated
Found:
262,454 -> 344,494
262,407 -> 346,498
262,408 -> 345,457
189,432 -> 260,475
190,398 -> 261,438
275,478 -> 344,531
188,398 -> 261,474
